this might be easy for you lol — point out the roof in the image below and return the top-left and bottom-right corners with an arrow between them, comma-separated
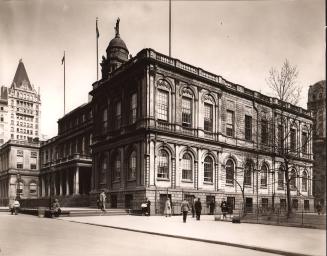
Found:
11,59 -> 33,91
107,36 -> 128,52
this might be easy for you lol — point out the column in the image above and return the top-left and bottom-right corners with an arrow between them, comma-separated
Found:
53,173 -> 57,196
47,174 -> 51,196
41,176 -> 45,197
66,170 -> 70,195
74,166 -> 79,195
59,171 -> 63,196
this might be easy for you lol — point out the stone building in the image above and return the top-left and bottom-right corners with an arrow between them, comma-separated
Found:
0,139 -> 40,206
0,60 -> 41,146
88,20 -> 314,214
38,103 -> 93,206
307,80 -> 326,207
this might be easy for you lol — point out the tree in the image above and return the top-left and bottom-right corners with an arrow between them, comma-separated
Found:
266,59 -> 312,218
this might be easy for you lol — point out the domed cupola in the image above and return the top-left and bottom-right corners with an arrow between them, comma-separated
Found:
101,18 -> 129,79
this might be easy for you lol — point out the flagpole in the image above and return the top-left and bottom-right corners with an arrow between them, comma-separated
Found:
64,51 -> 66,115
96,17 -> 99,81
169,0 -> 171,57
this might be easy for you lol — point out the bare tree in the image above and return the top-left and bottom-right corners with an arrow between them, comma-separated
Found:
266,59 -> 312,218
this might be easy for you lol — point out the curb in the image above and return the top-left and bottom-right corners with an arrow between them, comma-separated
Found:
61,219 -> 313,256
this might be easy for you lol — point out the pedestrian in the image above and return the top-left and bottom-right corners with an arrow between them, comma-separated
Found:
181,198 -> 190,223
316,201 -> 322,215
99,191 -> 106,212
146,198 -> 151,216
52,198 -> 61,217
194,198 -> 202,220
164,198 -> 172,217
141,201 -> 147,216
220,199 -> 228,220
9,198 -> 20,215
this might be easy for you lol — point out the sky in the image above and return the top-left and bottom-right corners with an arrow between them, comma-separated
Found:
0,0 -> 325,138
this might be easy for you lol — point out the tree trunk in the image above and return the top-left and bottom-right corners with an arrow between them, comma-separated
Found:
285,161 -> 292,218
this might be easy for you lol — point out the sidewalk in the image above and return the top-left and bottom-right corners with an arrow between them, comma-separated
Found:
59,214 -> 326,256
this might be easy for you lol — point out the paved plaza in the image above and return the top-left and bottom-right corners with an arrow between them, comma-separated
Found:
60,213 -> 326,256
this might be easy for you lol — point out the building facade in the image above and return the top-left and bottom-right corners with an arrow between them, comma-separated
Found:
0,140 -> 40,206
38,103 -> 93,206
88,21 -> 314,214
307,80 -> 326,207
0,59 -> 41,146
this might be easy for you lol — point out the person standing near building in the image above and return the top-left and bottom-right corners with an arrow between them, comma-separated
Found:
99,191 -> 106,212
181,198 -> 190,223
52,199 -> 61,217
194,198 -> 202,220
146,198 -> 151,216
9,198 -> 20,215
164,198 -> 172,217
220,198 -> 228,219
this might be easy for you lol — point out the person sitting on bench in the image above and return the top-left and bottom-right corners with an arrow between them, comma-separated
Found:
52,199 -> 61,217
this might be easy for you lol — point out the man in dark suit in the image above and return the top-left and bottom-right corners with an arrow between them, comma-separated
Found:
180,199 -> 190,223
194,198 -> 202,220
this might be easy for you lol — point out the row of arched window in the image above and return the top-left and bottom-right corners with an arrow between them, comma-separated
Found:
98,148 -> 309,192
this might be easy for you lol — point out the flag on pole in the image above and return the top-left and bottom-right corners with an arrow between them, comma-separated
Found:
96,18 -> 100,38
61,54 -> 65,65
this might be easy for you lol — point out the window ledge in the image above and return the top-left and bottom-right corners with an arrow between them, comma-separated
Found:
127,179 -> 136,182
203,181 -> 213,185
112,180 -> 120,184
225,183 -> 234,187
157,178 -> 170,181
260,185 -> 268,189
181,179 -> 193,183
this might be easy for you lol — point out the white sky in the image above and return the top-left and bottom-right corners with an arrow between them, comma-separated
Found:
0,0 -> 325,138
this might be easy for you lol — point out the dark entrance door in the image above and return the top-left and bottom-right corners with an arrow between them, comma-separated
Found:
206,196 -> 215,215
245,197 -> 253,213
111,194 -> 117,208
125,194 -> 133,208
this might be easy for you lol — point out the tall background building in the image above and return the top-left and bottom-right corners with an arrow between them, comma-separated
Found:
307,80 -> 326,207
0,59 -> 41,145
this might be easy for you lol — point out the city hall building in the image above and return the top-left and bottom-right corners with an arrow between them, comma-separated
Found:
39,20 -> 314,214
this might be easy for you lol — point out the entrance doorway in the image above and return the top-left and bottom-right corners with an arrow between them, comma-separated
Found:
245,197 -> 253,213
111,194 -> 117,208
206,196 -> 215,215
125,194 -> 133,208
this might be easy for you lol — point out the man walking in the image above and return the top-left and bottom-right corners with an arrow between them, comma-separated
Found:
181,198 -> 190,223
146,198 -> 151,216
99,191 -> 106,212
194,198 -> 202,220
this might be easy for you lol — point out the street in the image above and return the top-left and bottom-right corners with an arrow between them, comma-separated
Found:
0,213 -> 278,256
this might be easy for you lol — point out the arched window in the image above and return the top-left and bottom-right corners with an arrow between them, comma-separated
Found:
156,80 -> 171,122
290,169 -> 296,189
226,159 -> 235,184
128,151 -> 137,180
260,164 -> 268,187
157,150 -> 169,179
244,161 -> 252,186
204,102 -> 213,132
29,182 -> 37,194
278,167 -> 284,189
204,156 -> 213,182
182,153 -> 192,181
302,171 -> 308,192
113,152 -> 121,181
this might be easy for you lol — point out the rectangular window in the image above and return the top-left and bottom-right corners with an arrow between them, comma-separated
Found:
30,164 -> 37,169
31,151 -> 37,158
182,157 -> 192,181
290,128 -> 296,152
157,90 -> 169,121
182,97 -> 192,128
114,102 -> 121,129
302,132 -> 308,154
277,125 -> 284,152
17,163 -> 23,169
226,110 -> 234,137
304,200 -> 310,210
261,120 -> 268,145
292,199 -> 298,210
17,150 -> 23,157
262,198 -> 269,209
130,93 -> 137,124
280,199 -> 286,210
101,108 -> 108,133
245,115 -> 252,141
204,103 -> 213,132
